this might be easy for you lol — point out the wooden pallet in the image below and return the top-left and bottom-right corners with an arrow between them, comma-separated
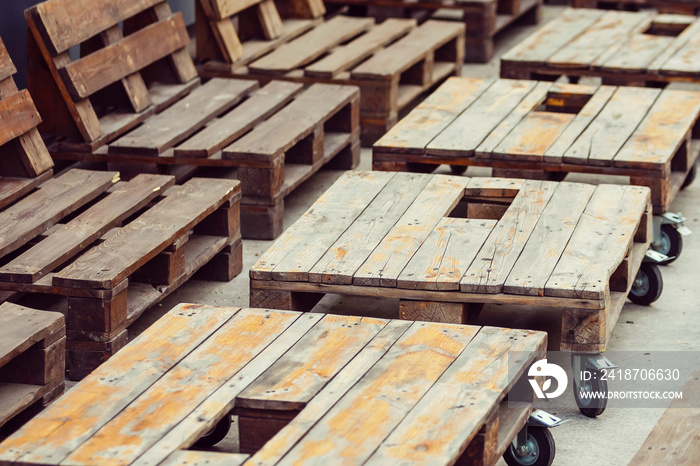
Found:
324,0 -> 543,62
0,303 -> 547,466
196,0 -> 465,145
24,0 -> 360,240
0,303 -> 65,435
0,170 -> 242,380
251,171 -> 653,353
572,0 -> 700,14
501,9 -> 700,87
373,78 -> 700,214
630,371 -> 700,465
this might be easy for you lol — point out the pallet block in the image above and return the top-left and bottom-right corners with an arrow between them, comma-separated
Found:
572,0 -> 700,15
501,9 -> 700,86
373,78 -> 700,214
0,303 -> 65,434
251,171 -> 653,353
0,303 -> 546,466
324,0 -> 543,62
195,0 -> 465,145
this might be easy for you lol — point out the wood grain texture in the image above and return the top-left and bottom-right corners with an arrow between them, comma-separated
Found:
0,303 -> 64,369
159,451 -> 249,466
0,90 -> 41,148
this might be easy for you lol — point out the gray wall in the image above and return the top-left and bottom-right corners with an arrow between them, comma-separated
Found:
0,0 -> 195,88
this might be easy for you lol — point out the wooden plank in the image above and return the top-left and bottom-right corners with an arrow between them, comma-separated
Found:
237,314 -> 387,411
0,304 -> 241,465
0,169 -> 117,258
504,182 -> 596,296
0,303 -> 64,368
224,84 -> 357,161
60,16 -> 189,100
544,85 -> 615,164
0,175 -> 175,283
0,171 -> 53,210
276,321 -> 480,464
353,175 -> 469,287
460,180 -> 558,294
0,38 -> 17,82
649,18 -> 700,72
601,34 -> 675,72
0,382 -> 51,430
15,128 -> 55,178
659,20 -> 700,75
249,16 -> 373,72
492,111 -> 575,161
29,0 -> 165,54
109,79 -> 256,156
308,172 -> 432,285
159,451 -> 249,466
63,308 -> 300,465
0,90 -> 41,147
545,185 -> 649,299
614,89 -> 700,169
209,0 -> 264,19
501,8 -> 605,64
257,0 -> 285,39
174,81 -> 301,158
397,218 -> 497,291
131,312 -> 323,466
251,171 -> 394,281
53,178 -> 237,290
365,326 -> 546,465
305,19 -> 415,78
563,86 -> 661,166
548,11 -> 652,67
374,78 -> 494,155
426,80 -> 537,157
352,20 -> 464,78
630,371 -> 700,465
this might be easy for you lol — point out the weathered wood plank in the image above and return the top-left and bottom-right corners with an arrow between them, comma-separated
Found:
353,175 -> 470,287
159,451 -> 249,466
0,303 -> 64,369
460,180 -> 558,294
492,111 -> 575,161
0,90 -> 41,148
0,38 -> 17,82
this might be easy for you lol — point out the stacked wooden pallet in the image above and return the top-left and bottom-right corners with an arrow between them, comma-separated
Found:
0,303 -> 65,435
572,0 -> 700,14
251,171 -> 653,353
501,9 -> 700,87
25,0 -> 360,239
322,0 -> 543,62
0,303 -> 548,466
195,0 -> 465,144
373,78 -> 700,215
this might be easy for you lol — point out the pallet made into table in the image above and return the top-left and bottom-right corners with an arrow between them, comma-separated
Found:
195,0 -> 465,145
251,170 -> 652,354
500,8 -> 700,87
572,0 -> 700,15
373,77 -> 700,215
0,303 -> 65,435
0,170 -> 242,380
324,0 -> 543,62
0,303 -> 548,466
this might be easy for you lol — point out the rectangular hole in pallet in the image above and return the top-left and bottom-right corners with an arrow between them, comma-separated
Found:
448,196 -> 513,221
285,129 -> 322,165
535,90 -> 594,115
670,138 -> 690,173
644,21 -> 690,37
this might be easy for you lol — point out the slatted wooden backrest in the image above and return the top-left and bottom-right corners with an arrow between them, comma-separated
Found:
196,0 -> 325,63
0,36 -> 54,178
25,0 -> 199,144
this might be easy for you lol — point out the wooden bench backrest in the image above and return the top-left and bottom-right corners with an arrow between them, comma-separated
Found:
0,36 -> 54,178
25,0 -> 199,144
196,0 -> 325,63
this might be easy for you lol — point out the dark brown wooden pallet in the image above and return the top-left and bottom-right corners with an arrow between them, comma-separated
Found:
251,171 -> 653,353
373,78 -> 700,214
0,303 -> 546,466
195,0 -> 465,145
323,0 -> 543,62
572,0 -> 700,14
0,303 -> 65,436
501,9 -> 700,87
0,170 -> 242,380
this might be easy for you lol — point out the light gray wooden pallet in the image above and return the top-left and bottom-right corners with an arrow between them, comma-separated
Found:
0,303 -> 546,466
250,171 -> 653,353
501,9 -> 700,87
373,77 -> 700,214
572,0 -> 700,15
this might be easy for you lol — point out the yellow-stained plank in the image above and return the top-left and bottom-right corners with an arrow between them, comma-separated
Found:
159,450 -> 249,466
492,111 -> 575,161
0,304 -> 241,465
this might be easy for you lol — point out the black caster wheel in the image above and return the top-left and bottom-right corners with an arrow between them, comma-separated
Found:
450,164 -> 467,175
503,426 -> 556,466
192,415 -> 231,449
628,262 -> 663,306
652,224 -> 682,263
682,163 -> 696,189
572,355 -> 607,418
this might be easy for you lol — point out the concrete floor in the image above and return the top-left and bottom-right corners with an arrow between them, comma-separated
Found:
124,5 -> 700,465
